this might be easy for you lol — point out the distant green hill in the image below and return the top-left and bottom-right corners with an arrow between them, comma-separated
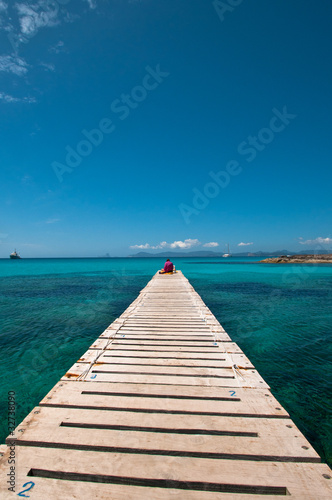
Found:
129,249 -> 330,258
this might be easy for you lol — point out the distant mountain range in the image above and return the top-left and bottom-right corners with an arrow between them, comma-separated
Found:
128,249 -> 330,258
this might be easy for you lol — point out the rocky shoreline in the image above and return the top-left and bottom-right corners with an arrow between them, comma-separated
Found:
260,254 -> 332,264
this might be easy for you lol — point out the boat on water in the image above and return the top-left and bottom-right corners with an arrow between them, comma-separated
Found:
10,249 -> 21,259
223,243 -> 231,258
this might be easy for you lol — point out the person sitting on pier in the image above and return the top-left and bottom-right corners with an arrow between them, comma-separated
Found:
159,258 -> 174,274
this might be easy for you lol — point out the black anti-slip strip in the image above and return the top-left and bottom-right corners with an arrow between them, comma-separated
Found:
87,362 -> 226,369
60,422 -> 257,437
118,327 -> 209,337
20,441 -> 319,464
119,327 -> 206,330
115,334 -> 212,338
91,370 -> 235,379
109,344 -> 219,348
98,349 -> 224,353
27,469 -> 289,494
118,325 -> 200,328
128,320 -> 204,322
81,390 -> 240,401
123,328 -> 207,331
39,404 -> 289,418
124,321 -> 205,324
114,339 -> 214,342
103,355 -> 226,360
120,320 -> 210,330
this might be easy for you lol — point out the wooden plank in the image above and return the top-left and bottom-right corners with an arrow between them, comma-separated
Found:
9,406 -> 294,434
1,447 -> 331,499
136,298 -> 195,302
62,362 -> 268,387
107,328 -> 215,333
109,340 -> 224,347
77,350 -> 254,368
105,334 -> 228,339
102,336 -> 232,342
79,350 -> 242,360
121,323 -> 212,327
114,322 -> 212,326
10,407 -> 319,462
125,318 -> 210,322
90,338 -> 244,353
62,372 -> 259,388
40,381 -> 283,416
2,476 -> 297,500
118,328 -> 226,334
64,362 -> 251,378
105,330 -> 221,337
129,314 -> 207,318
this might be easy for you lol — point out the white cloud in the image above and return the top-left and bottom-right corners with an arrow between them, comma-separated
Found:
0,92 -> 19,102
45,218 -> 60,224
130,243 -> 152,250
0,0 -> 8,27
299,237 -> 332,246
203,242 -> 219,248
40,62 -> 55,72
85,0 -> 97,8
130,239 -> 201,250
49,40 -> 65,54
21,174 -> 34,184
2,2 -> 78,55
15,2 -> 60,37
0,91 -> 36,103
238,242 -> 253,246
0,2 -> 93,79
0,54 -> 28,76
162,239 -> 201,249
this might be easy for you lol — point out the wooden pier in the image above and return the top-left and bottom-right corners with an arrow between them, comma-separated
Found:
1,271 -> 331,499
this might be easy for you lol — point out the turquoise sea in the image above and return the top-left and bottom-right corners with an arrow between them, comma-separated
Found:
0,257 -> 331,466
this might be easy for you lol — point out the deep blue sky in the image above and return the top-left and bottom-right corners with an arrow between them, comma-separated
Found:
1,0 -> 331,257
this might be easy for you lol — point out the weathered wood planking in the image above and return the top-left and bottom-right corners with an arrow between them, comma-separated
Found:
1,270 -> 331,499
77,348 -> 254,368
39,381 -> 289,417
5,407 -> 319,461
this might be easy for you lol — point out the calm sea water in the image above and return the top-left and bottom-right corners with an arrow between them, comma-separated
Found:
0,257 -> 331,466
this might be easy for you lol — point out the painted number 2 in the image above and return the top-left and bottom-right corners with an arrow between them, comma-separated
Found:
17,481 -> 35,497
229,390 -> 236,397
